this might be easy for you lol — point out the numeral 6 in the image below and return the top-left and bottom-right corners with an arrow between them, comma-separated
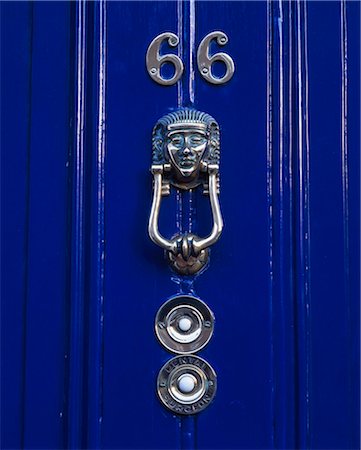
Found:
146,31 -> 235,86
197,31 -> 235,85
146,32 -> 184,86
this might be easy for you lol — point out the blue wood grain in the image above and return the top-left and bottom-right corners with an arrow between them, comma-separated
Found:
294,2 -> 312,447
0,3 -> 33,448
195,2 -> 272,449
345,2 -> 361,446
267,2 -> 360,449
15,2 -> 72,448
67,1 -> 88,448
177,2 -> 197,448
87,0 -> 107,447
307,1 -> 360,448
267,1 -> 297,447
101,2 -> 181,448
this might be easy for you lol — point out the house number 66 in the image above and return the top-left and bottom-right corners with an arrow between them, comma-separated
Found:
146,31 -> 235,86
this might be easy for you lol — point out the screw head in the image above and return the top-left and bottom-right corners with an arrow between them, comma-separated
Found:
150,67 -> 157,75
204,321 -> 211,328
202,67 -> 209,74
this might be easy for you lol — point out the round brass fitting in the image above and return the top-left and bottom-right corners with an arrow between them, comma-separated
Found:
155,295 -> 215,354
157,355 -> 217,415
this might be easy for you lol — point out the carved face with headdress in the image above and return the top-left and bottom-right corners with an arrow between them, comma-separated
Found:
152,108 -> 220,188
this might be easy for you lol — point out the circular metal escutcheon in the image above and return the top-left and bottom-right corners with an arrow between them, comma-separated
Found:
157,355 -> 217,415
155,295 -> 215,354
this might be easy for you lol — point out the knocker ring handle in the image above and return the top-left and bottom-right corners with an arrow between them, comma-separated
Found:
149,163 -> 223,253
148,165 -> 176,253
148,108 -> 223,275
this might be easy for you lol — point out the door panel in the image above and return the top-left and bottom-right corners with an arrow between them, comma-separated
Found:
103,3 -> 180,448
195,2 -> 272,449
1,2 -> 72,448
1,4 -> 33,448
1,1 -> 359,449
308,3 -> 360,448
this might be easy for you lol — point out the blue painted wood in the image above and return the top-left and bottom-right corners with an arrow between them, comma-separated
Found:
67,2 -> 108,447
267,2 -> 297,447
195,3 -> 272,449
267,2 -> 360,449
1,1 -> 359,449
177,2 -> 197,447
20,3 -> 73,447
67,1 -> 88,448
87,0 -> 107,447
346,2 -> 361,445
293,2 -> 312,447
0,3 -> 33,449
307,2 -> 360,448
101,2 -> 181,448
0,2 -> 73,448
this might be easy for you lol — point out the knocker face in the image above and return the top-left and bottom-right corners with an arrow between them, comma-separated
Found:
166,128 -> 208,178
152,108 -> 220,189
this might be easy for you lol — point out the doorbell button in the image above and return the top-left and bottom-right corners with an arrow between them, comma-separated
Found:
157,355 -> 217,415
177,374 -> 197,393
178,317 -> 192,332
155,295 -> 215,354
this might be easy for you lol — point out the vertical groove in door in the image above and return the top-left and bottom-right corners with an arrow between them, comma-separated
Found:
340,3 -> 349,270
340,2 -> 353,447
177,0 -> 195,108
340,0 -> 349,323
20,3 -> 34,449
269,1 -> 312,448
176,0 -> 197,255
87,0 -> 107,447
268,1 -> 298,447
266,2 -> 275,448
294,1 -> 312,448
287,3 -> 297,446
67,1 -> 88,447
177,0 -> 197,448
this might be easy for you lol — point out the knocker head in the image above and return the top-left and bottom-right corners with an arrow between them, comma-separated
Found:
152,108 -> 220,188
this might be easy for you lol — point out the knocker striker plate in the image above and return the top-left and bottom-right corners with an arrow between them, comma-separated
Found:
148,108 -> 223,275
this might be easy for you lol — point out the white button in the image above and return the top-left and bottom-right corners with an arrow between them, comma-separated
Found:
178,317 -> 192,332
178,375 -> 196,393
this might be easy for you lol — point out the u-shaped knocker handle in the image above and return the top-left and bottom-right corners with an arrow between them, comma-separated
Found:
148,108 -> 223,275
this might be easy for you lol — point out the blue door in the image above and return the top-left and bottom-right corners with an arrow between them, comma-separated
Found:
1,1 -> 359,449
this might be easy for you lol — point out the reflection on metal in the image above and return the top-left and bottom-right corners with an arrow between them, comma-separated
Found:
146,32 -> 184,86
155,295 -> 215,354
146,31 -> 234,86
157,355 -> 217,415
148,108 -> 223,275
197,31 -> 235,85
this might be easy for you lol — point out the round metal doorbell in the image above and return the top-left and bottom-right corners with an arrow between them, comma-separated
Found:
157,355 -> 217,415
155,295 -> 214,354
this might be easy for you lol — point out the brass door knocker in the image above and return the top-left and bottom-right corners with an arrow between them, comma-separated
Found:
148,108 -> 223,275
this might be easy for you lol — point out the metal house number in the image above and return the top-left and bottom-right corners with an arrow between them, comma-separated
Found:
146,31 -> 235,85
